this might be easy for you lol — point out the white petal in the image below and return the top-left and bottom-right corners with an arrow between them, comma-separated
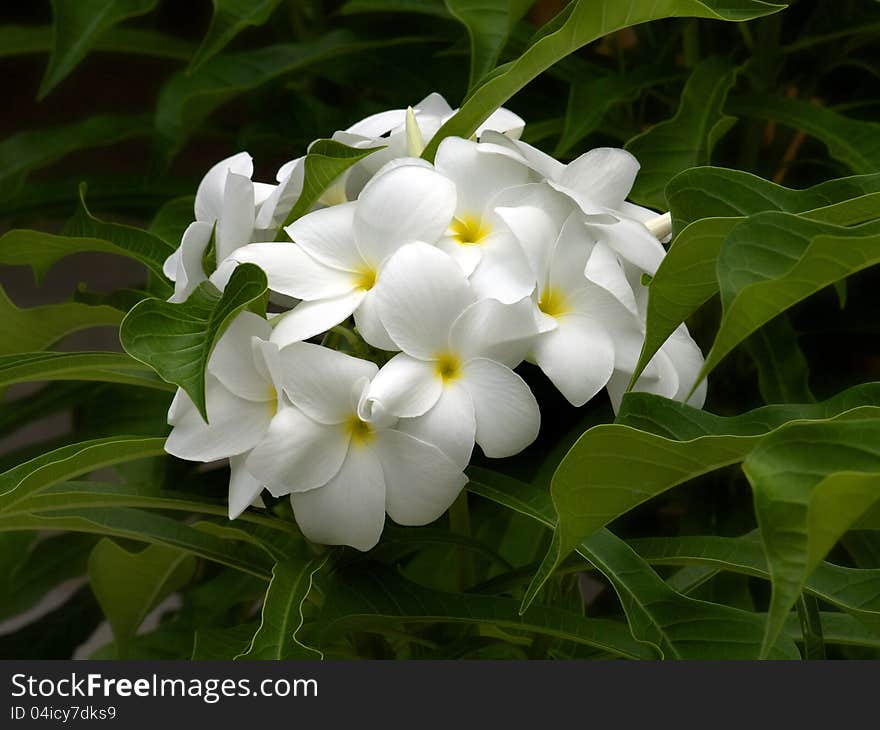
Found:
557,147 -> 640,210
208,311 -> 272,401
583,241 -> 638,314
345,108 -> 406,137
533,314 -> 615,406
168,221 -> 213,303
460,358 -> 540,458
450,297 -> 536,368
606,349 -> 681,413
377,430 -> 467,526
467,230 -> 537,304
434,137 -> 530,218
354,164 -> 457,266
216,172 -> 255,261
546,213 -> 595,295
269,290 -> 366,347
284,202 -> 365,271
363,352 -> 442,418
490,182 -> 572,280
278,341 -> 377,424
229,242 -> 356,300
398,383 -> 475,468
567,284 -> 646,372
582,214 -> 666,275
195,152 -> 253,223
480,131 -> 564,180
477,107 -> 525,139
375,243 -> 473,359
245,405 -> 349,495
256,158 -> 304,230
165,377 -> 272,462
291,445 -> 386,551
415,91 -> 454,119
662,324 -> 707,407
228,453 -> 264,520
353,289 -> 398,351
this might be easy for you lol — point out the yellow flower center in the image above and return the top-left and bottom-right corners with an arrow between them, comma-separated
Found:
538,287 -> 570,319
353,266 -> 377,291
449,214 -> 491,246
345,414 -> 374,447
266,387 -> 278,416
434,352 -> 462,383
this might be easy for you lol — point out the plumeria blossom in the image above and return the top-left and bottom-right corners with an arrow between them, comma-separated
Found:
163,153 -> 275,302
329,93 -> 525,202
243,343 -> 467,551
164,312 -> 279,519
229,160 -> 456,350
363,243 -> 540,467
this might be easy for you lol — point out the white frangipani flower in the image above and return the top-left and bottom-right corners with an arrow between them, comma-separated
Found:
164,312 -> 279,519
363,242 -> 540,466
243,343 -> 467,551
433,137 -> 538,303
229,160 -> 456,350
162,152 -> 275,302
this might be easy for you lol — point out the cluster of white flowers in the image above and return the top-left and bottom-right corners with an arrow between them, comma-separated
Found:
162,93 -> 707,551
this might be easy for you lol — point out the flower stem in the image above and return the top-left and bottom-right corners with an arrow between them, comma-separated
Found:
448,491 -> 475,591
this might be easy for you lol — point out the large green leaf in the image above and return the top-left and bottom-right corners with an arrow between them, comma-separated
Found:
0,115 -> 151,199
0,436 -> 167,511
0,25 -> 194,60
743,418 -> 880,656
0,352 -> 174,392
239,554 -> 330,659
420,0 -> 784,161
120,263 -> 268,420
625,57 -> 737,209
281,140 -> 385,228
744,314 -> 814,404
0,508 -> 272,579
0,287 -> 123,357
556,66 -> 683,157
522,388 -> 880,611
727,94 -> 880,175
190,0 -> 284,72
467,472 -> 798,659
88,538 -> 196,657
630,170 -> 880,387
700,214 -> 880,383
445,0 -> 533,90
40,0 -> 160,99
308,563 -> 655,659
0,186 -> 174,293
630,534 -> 880,631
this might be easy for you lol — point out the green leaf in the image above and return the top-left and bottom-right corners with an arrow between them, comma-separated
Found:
727,94 -> 880,175
0,25 -> 194,60
629,533 -> 880,631
743,418 -> 880,656
0,352 -> 174,392
308,563 -> 656,659
744,314 -> 814,404
0,115 -> 151,199
156,32 -> 420,159
630,170 -> 880,387
0,287 -> 123,357
0,508 -> 272,579
340,0 -> 450,16
468,471 -> 797,658
625,57 -> 738,209
523,389 -> 880,611
88,538 -> 196,657
41,0 -> 160,99
239,554 -> 330,659
193,624 -> 258,659
445,0 -> 532,90
190,0 -> 284,73
421,0 -> 784,161
700,214 -> 880,383
281,140 -> 386,228
784,613 -> 880,651
556,66 -> 683,157
120,263 -> 269,421
0,188 -> 174,295
0,436 -> 167,511
149,195 -> 195,247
